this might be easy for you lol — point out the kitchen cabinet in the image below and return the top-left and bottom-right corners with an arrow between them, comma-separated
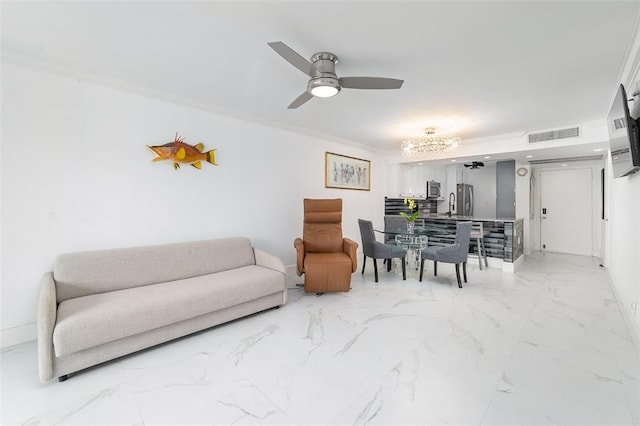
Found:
397,164 -> 446,197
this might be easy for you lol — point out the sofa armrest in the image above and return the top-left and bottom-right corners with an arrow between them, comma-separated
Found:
38,272 -> 57,382
254,248 -> 288,305
343,238 -> 359,272
254,247 -> 286,275
293,238 -> 305,276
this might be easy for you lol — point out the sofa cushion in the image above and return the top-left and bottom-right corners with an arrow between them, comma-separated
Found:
54,237 -> 256,302
52,265 -> 284,357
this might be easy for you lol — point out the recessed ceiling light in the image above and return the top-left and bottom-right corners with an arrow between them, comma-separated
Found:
484,156 -> 491,159
417,163 -> 423,165
562,163 -> 568,167
593,148 -> 603,152
526,155 -> 533,158
451,159 -> 457,162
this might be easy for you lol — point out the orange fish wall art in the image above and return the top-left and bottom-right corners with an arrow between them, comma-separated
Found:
147,133 -> 217,170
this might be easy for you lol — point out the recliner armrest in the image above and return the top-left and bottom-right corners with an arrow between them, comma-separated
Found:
294,238 -> 305,276
38,272 -> 57,382
343,238 -> 359,272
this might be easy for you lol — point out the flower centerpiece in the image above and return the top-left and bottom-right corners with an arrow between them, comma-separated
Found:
399,198 -> 419,233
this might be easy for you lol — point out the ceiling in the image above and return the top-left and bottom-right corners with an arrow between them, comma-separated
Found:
3,1 -> 640,160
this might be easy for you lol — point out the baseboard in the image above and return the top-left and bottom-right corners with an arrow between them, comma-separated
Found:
503,254 -> 525,273
1,323 -> 37,348
607,271 -> 640,350
467,255 -> 521,273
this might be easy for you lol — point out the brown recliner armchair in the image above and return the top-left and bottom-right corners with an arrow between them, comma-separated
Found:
294,199 -> 358,293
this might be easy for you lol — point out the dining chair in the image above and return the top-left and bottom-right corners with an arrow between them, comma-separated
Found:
358,219 -> 406,282
419,221 -> 472,288
383,215 -> 408,243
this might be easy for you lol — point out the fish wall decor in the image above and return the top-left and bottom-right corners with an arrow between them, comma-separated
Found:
147,133 -> 217,170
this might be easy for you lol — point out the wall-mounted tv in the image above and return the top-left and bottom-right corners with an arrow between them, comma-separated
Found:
607,83 -> 640,178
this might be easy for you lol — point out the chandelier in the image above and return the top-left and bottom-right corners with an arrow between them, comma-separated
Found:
401,128 -> 461,159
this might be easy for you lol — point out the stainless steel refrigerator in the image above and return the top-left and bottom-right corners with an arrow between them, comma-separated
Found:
456,183 -> 473,216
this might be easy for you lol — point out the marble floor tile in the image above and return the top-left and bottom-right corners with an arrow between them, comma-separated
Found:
1,252 -> 638,426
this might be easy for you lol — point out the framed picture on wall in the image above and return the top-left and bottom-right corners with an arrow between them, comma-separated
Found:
325,152 -> 371,191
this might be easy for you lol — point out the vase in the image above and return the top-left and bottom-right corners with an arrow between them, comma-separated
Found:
406,221 -> 415,234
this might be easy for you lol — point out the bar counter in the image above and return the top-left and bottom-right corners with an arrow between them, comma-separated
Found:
416,215 -> 524,264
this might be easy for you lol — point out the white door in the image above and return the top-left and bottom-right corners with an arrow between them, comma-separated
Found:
540,168 -> 592,256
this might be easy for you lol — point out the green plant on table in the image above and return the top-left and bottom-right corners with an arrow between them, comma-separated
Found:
399,198 -> 419,222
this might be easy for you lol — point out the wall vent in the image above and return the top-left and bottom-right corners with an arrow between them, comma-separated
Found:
528,154 -> 603,165
528,126 -> 580,143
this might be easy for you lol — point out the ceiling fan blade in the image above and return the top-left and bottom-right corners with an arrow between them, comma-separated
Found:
339,77 -> 404,90
268,41 -> 318,77
288,91 -> 314,109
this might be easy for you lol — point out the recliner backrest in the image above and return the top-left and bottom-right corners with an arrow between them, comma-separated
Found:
303,199 -> 344,253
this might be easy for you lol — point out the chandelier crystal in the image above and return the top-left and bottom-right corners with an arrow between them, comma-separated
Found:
401,128 -> 461,159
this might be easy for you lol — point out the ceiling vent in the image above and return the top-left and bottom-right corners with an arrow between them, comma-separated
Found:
528,154 -> 603,165
528,126 -> 580,143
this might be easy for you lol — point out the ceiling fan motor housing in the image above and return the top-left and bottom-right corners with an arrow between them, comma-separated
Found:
308,52 -> 341,97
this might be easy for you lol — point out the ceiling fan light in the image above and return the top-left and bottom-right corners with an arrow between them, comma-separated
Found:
310,85 -> 339,98
308,76 -> 340,98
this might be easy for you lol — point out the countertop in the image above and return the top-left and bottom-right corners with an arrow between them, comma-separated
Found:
420,214 -> 524,223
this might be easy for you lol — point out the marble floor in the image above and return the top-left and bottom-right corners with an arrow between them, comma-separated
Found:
1,252 -> 639,425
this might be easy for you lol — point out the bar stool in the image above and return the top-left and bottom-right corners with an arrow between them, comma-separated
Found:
470,222 -> 489,270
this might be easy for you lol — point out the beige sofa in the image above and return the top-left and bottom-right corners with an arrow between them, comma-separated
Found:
38,237 -> 287,382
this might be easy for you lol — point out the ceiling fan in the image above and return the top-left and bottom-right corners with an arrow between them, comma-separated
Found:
464,161 -> 485,169
268,41 -> 404,109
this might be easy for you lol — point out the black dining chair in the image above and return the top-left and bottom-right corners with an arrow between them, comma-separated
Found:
358,219 -> 407,282
419,221 -> 472,288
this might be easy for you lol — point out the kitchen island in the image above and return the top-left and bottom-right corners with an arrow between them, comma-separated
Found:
417,215 -> 524,272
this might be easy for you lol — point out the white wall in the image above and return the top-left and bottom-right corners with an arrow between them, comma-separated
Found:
606,153 -> 640,334
0,62 -> 388,346
605,26 -> 640,338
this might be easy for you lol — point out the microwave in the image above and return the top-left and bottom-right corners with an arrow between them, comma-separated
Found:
427,181 -> 441,198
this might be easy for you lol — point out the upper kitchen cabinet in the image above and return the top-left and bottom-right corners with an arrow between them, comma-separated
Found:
397,163 -> 446,198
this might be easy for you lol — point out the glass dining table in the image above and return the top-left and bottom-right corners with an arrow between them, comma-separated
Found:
375,226 -> 431,278
375,224 -> 457,278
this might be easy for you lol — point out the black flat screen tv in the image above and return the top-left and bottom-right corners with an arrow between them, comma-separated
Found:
607,83 -> 640,178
